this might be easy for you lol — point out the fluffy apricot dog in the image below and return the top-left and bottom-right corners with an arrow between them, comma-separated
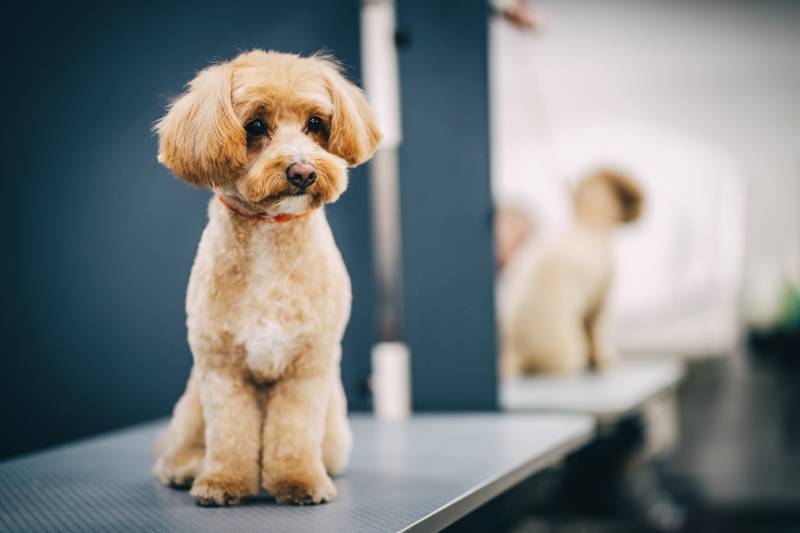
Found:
152,50 -> 381,506
503,170 -> 643,376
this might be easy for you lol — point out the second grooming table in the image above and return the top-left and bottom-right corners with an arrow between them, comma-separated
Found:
501,358 -> 685,423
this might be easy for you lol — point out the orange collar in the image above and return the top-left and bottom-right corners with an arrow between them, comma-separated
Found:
217,195 -> 310,223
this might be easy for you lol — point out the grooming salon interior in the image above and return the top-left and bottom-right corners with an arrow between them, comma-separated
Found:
2,1 -> 799,532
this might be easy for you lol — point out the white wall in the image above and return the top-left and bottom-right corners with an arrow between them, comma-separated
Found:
495,0 -> 800,280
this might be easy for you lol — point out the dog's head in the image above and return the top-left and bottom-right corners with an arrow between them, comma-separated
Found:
574,169 -> 644,226
155,50 -> 381,216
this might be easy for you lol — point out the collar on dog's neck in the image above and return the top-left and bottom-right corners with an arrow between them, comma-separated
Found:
217,195 -> 310,223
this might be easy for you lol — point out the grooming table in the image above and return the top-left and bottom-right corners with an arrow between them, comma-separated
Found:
501,358 -> 685,423
0,414 -> 594,533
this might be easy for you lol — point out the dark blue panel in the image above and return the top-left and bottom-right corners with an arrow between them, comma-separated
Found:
0,0 -> 373,459
396,1 -> 498,410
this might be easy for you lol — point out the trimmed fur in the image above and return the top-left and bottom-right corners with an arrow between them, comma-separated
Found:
153,50 -> 380,506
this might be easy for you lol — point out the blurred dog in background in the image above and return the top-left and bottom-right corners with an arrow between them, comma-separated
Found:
501,169 -> 644,376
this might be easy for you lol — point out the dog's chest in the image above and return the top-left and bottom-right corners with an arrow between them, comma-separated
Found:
232,244 -> 319,381
187,212 -> 349,381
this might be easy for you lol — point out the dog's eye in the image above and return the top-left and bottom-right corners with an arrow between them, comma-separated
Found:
244,119 -> 267,137
306,116 -> 323,134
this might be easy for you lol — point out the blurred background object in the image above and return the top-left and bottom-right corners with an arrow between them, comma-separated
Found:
396,0 -> 498,410
492,0 -> 800,529
362,0 -> 404,342
502,169 -> 645,377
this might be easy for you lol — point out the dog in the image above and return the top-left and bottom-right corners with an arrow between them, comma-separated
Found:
152,50 -> 381,506
501,169 -> 643,376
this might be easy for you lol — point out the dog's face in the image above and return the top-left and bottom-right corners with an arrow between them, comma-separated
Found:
156,50 -> 381,216
575,169 -> 644,226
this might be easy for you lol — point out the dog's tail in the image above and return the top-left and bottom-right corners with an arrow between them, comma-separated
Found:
591,169 -> 644,224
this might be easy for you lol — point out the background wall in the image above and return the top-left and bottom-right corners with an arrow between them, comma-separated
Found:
0,0 -> 374,459
397,1 -> 498,410
499,0 -> 800,288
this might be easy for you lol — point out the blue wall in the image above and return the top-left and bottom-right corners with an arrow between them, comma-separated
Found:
397,1 -> 498,410
0,0 -> 374,459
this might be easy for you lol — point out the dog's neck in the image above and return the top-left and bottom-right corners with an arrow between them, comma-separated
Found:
216,194 -> 311,223
209,194 -> 321,251
575,212 -> 617,234
574,208 -> 617,241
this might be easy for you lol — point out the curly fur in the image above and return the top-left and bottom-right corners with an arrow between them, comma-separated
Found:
152,50 -> 381,506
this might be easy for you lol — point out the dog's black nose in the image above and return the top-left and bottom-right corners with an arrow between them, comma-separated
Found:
286,163 -> 317,190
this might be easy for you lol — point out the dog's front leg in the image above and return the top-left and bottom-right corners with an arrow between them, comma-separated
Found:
586,290 -> 618,371
262,362 -> 335,504
322,365 -> 353,477
154,367 -> 205,487
190,369 -> 262,506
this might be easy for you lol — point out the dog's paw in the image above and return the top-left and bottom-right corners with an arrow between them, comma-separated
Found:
265,470 -> 337,505
154,448 -> 204,488
190,472 -> 258,507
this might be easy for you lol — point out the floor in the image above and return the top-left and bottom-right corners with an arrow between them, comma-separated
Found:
453,347 -> 800,532
664,351 -> 800,498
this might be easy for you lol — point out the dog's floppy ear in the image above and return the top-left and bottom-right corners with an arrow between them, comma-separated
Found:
317,57 -> 382,167
155,62 -> 247,188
